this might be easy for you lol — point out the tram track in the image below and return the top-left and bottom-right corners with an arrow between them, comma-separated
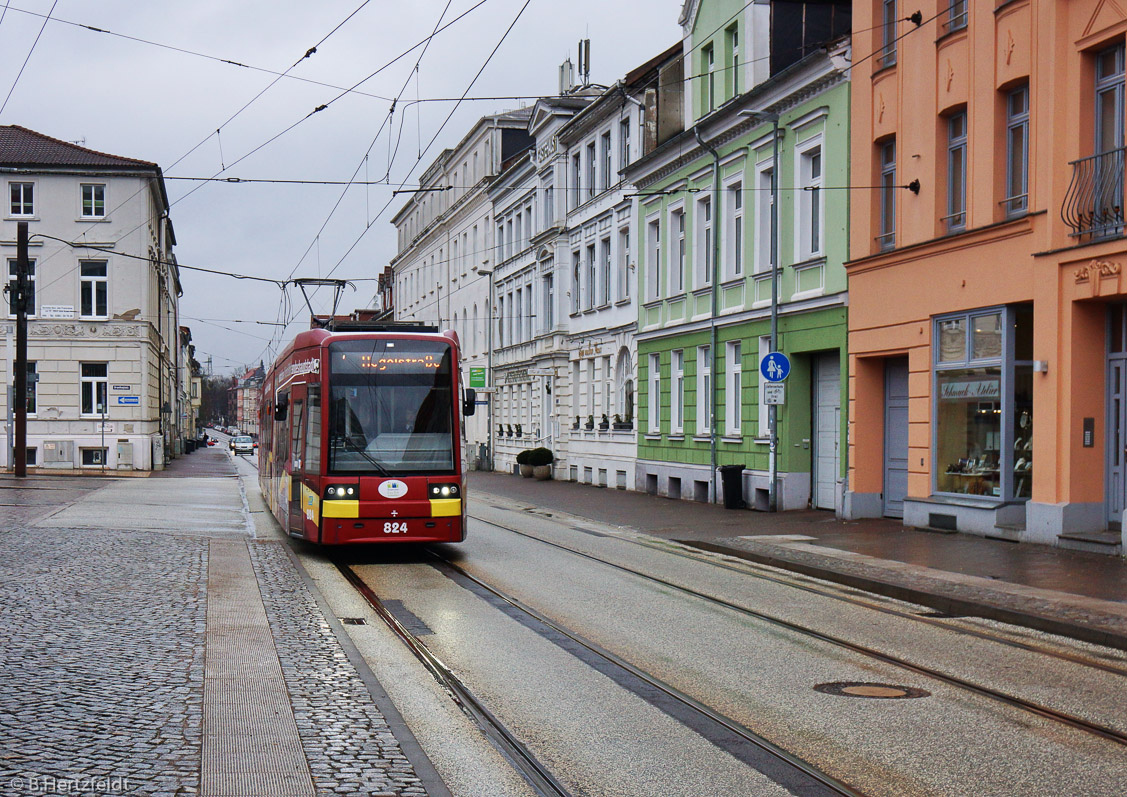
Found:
498,508 -> 1127,677
334,554 -> 865,797
469,513 -> 1127,749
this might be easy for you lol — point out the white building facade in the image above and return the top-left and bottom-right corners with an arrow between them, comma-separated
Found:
389,109 -> 533,468
0,126 -> 181,471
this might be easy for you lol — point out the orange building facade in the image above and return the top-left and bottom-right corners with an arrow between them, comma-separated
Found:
846,0 -> 1126,553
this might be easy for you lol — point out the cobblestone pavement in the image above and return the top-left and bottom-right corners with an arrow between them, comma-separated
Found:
0,527 -> 207,797
250,542 -> 426,797
0,474 -> 434,797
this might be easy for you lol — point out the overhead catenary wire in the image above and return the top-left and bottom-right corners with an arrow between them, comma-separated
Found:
0,0 -> 58,118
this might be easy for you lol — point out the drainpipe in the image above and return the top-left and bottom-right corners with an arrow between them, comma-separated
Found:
694,127 -> 722,504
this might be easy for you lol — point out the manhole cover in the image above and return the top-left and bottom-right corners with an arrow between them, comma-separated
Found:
814,682 -> 930,699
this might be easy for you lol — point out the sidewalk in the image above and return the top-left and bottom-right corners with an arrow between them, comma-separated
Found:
0,460 -> 440,797
468,471 -> 1127,651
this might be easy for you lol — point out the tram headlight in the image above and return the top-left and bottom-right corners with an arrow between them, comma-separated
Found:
429,483 -> 459,498
325,484 -> 357,498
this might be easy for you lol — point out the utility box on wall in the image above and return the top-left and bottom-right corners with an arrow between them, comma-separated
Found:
43,440 -> 74,467
116,440 -> 133,470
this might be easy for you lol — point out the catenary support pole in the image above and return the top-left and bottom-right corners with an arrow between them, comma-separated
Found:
13,222 -> 29,477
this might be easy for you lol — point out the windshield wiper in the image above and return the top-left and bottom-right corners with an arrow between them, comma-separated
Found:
333,436 -> 390,475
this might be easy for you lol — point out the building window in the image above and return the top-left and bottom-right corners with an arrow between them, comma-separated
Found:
514,290 -> 523,344
941,1 -> 967,35
798,144 -> 823,258
9,182 -> 33,216
80,261 -> 109,318
648,352 -> 661,433
878,0 -> 897,68
704,44 -> 716,112
755,162 -> 774,273
672,349 -> 684,434
619,118 -> 631,170
543,272 -> 554,332
601,131 -> 612,191
646,217 -> 661,300
585,243 -> 596,310
618,227 -> 630,300
671,207 -> 686,293
725,341 -> 741,435
697,345 -> 711,436
586,142 -> 596,199
697,196 -> 713,286
945,111 -> 968,233
498,296 -> 505,347
81,448 -> 107,467
934,305 -> 1032,500
1005,85 -> 1029,217
725,182 -> 744,279
878,140 -> 896,250
81,184 -> 105,218
571,152 -> 581,209
572,251 -> 581,313
81,362 -> 108,416
601,237 -> 611,305
587,360 -> 595,421
758,336 -> 771,436
6,258 -> 35,318
728,25 -> 740,96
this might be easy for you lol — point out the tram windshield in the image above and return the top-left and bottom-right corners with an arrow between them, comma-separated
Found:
327,339 -> 455,474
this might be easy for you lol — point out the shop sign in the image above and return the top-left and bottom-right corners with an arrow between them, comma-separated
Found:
40,305 -> 75,319
469,367 -> 487,388
505,368 -> 529,384
939,378 -> 1000,400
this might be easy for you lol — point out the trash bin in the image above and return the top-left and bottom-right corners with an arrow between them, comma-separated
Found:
718,464 -> 746,509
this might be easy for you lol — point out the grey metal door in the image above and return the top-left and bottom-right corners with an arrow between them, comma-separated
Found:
883,358 -> 909,518
812,353 -> 840,511
1108,305 -> 1127,526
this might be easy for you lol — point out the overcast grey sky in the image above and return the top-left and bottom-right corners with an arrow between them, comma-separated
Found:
0,0 -> 683,374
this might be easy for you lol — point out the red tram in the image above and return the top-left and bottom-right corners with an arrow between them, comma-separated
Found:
259,326 -> 475,544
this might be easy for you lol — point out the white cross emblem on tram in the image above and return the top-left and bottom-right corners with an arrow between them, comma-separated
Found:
390,510 -> 398,517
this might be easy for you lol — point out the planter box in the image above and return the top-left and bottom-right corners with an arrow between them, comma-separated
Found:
532,464 -> 552,480
519,464 -> 534,477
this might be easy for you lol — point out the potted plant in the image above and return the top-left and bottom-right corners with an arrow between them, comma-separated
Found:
598,413 -> 610,430
497,423 -> 504,437
515,423 -> 522,438
585,414 -> 595,430
528,447 -> 554,480
612,413 -> 633,431
505,424 -> 513,437
572,415 -> 580,430
515,448 -> 534,477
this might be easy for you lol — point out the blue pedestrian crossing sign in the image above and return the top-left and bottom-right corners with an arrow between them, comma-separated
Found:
760,352 -> 790,382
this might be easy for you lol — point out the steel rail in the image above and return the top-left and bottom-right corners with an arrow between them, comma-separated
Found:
425,548 -> 866,797
506,511 -> 1127,678
333,560 -> 573,797
469,515 -> 1127,748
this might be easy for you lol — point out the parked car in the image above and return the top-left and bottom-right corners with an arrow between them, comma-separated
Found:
232,435 -> 255,455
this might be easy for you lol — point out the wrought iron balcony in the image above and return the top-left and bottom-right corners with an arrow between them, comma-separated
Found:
1062,147 -> 1125,239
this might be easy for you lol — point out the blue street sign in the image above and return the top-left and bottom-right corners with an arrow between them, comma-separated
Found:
760,352 -> 790,383
117,396 -> 140,405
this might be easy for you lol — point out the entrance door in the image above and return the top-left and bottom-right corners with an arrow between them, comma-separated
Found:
812,353 -> 841,510
883,358 -> 910,518
288,389 -> 306,535
1107,305 -> 1127,526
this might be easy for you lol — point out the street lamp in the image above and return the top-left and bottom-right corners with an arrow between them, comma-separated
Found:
739,109 -> 781,512
473,263 -> 495,471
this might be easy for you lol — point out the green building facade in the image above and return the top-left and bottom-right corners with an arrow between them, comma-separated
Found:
624,1 -> 851,511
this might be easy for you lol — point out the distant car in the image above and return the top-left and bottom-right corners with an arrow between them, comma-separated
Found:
232,435 -> 255,455
206,438 -> 217,447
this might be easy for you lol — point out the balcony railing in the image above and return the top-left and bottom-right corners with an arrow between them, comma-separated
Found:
1062,147 -> 1125,240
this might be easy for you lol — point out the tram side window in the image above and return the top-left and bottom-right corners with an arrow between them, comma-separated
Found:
291,400 -> 304,471
275,390 -> 289,471
305,386 -> 321,473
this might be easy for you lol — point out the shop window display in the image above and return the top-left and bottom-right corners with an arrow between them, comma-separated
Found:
934,305 -> 1032,500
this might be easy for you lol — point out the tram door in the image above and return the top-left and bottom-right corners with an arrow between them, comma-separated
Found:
288,386 -> 307,535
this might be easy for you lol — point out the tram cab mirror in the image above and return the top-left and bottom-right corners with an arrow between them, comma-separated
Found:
274,395 -> 289,421
462,388 -> 476,417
